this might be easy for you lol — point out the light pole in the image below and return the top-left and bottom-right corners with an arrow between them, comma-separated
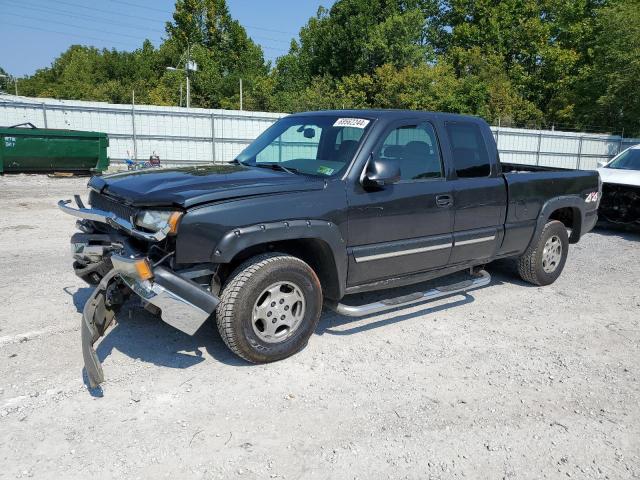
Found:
165,66 -> 188,107
165,46 -> 198,108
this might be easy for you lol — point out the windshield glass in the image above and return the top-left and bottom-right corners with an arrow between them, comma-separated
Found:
236,115 -> 373,177
607,148 -> 640,171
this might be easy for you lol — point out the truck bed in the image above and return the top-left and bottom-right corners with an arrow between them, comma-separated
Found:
496,168 -> 600,258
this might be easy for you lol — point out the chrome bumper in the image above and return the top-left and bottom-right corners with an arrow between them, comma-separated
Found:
111,256 -> 217,336
81,254 -> 219,388
58,198 -> 170,242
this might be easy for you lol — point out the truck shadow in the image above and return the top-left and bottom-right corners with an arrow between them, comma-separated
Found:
317,293 -> 475,336
75,262 -> 533,391
593,224 -> 640,241
488,259 -> 539,288
63,286 -> 93,313
81,302 -> 251,391
317,262 -> 532,336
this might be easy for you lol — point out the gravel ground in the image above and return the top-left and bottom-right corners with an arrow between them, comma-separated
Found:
0,174 -> 639,480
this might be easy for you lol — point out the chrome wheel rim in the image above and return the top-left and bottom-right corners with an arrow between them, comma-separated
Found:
542,235 -> 562,273
251,281 -> 306,343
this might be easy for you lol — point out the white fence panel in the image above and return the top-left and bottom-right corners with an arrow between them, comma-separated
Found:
492,126 -> 639,170
1,94 -> 639,170
0,95 -> 284,166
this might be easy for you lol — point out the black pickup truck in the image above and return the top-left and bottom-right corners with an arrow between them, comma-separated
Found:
59,110 -> 600,387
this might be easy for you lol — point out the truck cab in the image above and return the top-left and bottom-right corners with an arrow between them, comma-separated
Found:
340,112 -> 506,286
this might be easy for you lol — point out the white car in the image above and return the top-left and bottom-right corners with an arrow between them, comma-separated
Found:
597,145 -> 640,225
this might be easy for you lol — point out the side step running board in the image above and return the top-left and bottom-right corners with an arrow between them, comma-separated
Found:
327,269 -> 491,317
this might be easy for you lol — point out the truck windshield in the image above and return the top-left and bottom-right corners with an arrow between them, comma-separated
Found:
607,148 -> 640,171
236,115 -> 373,177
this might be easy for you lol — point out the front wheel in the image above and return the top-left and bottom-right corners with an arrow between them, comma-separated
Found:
215,253 -> 323,363
517,220 -> 569,286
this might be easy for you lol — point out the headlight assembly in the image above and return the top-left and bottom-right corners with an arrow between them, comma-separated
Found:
134,210 -> 183,234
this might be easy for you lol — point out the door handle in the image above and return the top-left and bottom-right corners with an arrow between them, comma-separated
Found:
436,194 -> 453,207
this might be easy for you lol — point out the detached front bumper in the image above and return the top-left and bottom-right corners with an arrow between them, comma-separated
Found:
60,196 -> 219,387
82,257 -> 219,388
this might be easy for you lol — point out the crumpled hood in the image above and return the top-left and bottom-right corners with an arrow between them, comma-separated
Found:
89,164 -> 326,208
597,167 -> 640,188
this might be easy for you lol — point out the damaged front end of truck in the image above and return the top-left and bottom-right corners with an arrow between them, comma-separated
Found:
59,194 -> 219,388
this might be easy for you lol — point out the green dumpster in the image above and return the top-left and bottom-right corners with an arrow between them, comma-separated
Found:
0,123 -> 109,174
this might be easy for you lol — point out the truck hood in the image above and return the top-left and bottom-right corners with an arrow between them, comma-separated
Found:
597,167 -> 640,188
89,164 -> 326,208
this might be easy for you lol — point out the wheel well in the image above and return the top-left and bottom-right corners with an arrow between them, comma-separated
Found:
548,207 -> 582,242
221,239 -> 341,300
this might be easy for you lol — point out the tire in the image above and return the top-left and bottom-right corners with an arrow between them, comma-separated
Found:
215,253 -> 323,363
517,220 -> 569,286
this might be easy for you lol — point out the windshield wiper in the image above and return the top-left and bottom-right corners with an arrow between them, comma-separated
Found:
251,163 -> 300,175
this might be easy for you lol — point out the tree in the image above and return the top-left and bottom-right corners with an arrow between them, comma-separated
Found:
438,0 -> 607,127
267,0 -> 542,125
0,66 -> 9,93
17,0 -> 266,108
12,0 -> 634,135
365,9 -> 435,69
572,0 -> 640,135
277,0 -> 439,81
165,0 -> 267,108
18,42 -> 165,104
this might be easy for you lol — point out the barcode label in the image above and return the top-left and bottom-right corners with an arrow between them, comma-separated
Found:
333,118 -> 370,129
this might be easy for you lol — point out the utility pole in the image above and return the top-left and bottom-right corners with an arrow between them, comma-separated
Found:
131,90 -> 138,160
239,78 -> 243,111
185,44 -> 191,109
185,74 -> 190,109
166,44 -> 197,108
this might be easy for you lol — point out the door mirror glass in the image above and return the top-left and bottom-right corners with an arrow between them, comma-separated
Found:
363,157 -> 401,187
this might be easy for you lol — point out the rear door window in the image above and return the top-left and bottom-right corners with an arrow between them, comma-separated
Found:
445,122 -> 491,178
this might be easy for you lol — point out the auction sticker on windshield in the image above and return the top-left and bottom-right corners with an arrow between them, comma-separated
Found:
333,118 -> 370,128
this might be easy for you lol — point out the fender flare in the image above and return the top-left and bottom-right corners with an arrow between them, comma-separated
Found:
529,195 -> 585,249
212,219 -> 348,298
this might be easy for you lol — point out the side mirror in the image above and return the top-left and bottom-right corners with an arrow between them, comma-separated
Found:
597,160 -> 607,168
363,157 -> 401,187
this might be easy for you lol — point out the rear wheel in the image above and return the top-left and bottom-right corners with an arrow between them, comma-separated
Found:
517,220 -> 569,286
215,253 -> 323,363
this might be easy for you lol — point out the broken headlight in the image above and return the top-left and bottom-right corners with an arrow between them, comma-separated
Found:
134,210 -> 182,234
